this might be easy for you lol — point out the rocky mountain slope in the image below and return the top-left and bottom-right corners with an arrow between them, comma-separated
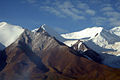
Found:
32,24 -> 65,42
0,27 -> 120,80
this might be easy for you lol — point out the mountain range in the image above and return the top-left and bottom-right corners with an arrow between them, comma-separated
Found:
0,22 -> 120,80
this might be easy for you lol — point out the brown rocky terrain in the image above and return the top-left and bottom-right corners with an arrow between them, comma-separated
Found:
0,29 -> 120,80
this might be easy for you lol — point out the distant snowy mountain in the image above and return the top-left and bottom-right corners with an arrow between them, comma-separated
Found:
32,24 -> 65,42
62,27 -> 120,54
110,26 -> 120,37
62,27 -> 120,68
0,22 -> 24,50
61,27 -> 103,46
61,27 -> 103,39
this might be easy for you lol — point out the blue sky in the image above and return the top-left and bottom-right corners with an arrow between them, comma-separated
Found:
1,0 -> 120,33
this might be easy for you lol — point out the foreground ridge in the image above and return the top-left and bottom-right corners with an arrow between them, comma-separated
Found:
0,29 -> 120,80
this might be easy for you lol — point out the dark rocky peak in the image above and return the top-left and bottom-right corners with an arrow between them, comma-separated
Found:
36,24 -> 46,33
72,40 -> 89,52
72,40 -> 102,63
32,24 -> 66,42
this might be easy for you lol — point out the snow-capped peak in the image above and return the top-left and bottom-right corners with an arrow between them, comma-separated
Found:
110,26 -> 120,37
61,27 -> 103,40
62,26 -> 120,68
0,22 -> 24,50
41,24 -> 46,30
32,24 -> 65,42
62,26 -> 120,53
0,22 -> 7,27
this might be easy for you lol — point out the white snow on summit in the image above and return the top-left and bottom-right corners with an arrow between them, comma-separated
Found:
62,26 -> 120,68
32,24 -> 65,42
62,27 -> 120,54
61,27 -> 103,39
0,22 -> 24,50
110,26 -> 120,37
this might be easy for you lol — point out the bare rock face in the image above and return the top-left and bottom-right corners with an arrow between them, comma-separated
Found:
0,28 -> 120,80
71,40 -> 102,63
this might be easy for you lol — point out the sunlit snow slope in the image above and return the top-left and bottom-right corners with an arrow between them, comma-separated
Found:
0,22 -> 24,50
62,27 -> 120,55
62,27 -> 120,68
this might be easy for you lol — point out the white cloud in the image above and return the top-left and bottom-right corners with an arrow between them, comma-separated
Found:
40,1 -> 87,20
86,9 -> 96,16
91,15 -> 120,27
92,17 -> 107,26
90,0 -> 102,4
110,21 -> 120,26
40,6 -> 66,18
59,6 -> 85,20
39,1 -> 97,20
23,0 -> 120,27
96,3 -> 120,27
104,11 -> 120,18
101,6 -> 114,12
100,4 -> 116,16
77,2 -> 89,10
108,18 -> 120,26
71,8 -> 83,14
57,1 -> 86,20
26,0 -> 37,4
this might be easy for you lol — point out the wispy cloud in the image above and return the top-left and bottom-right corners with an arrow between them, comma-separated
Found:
103,11 -> 120,18
26,0 -> 37,4
23,0 -> 96,20
76,1 -> 90,10
23,0 -> 120,27
86,9 -> 96,16
91,17 -> 107,26
89,3 -> 120,27
57,1 -> 85,20
101,6 -> 114,12
39,0 -> 96,20
40,6 -> 66,18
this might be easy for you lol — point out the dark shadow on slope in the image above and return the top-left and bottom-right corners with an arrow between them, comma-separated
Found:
99,53 -> 120,68
100,30 -> 120,44
18,41 -> 49,73
65,39 -> 83,41
84,50 -> 102,63
83,40 -> 120,68
0,43 -> 5,50
53,37 -> 66,46
64,37 -> 91,41
71,40 -> 102,63
84,40 -> 116,53
0,50 -> 7,72
70,39 -> 120,68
